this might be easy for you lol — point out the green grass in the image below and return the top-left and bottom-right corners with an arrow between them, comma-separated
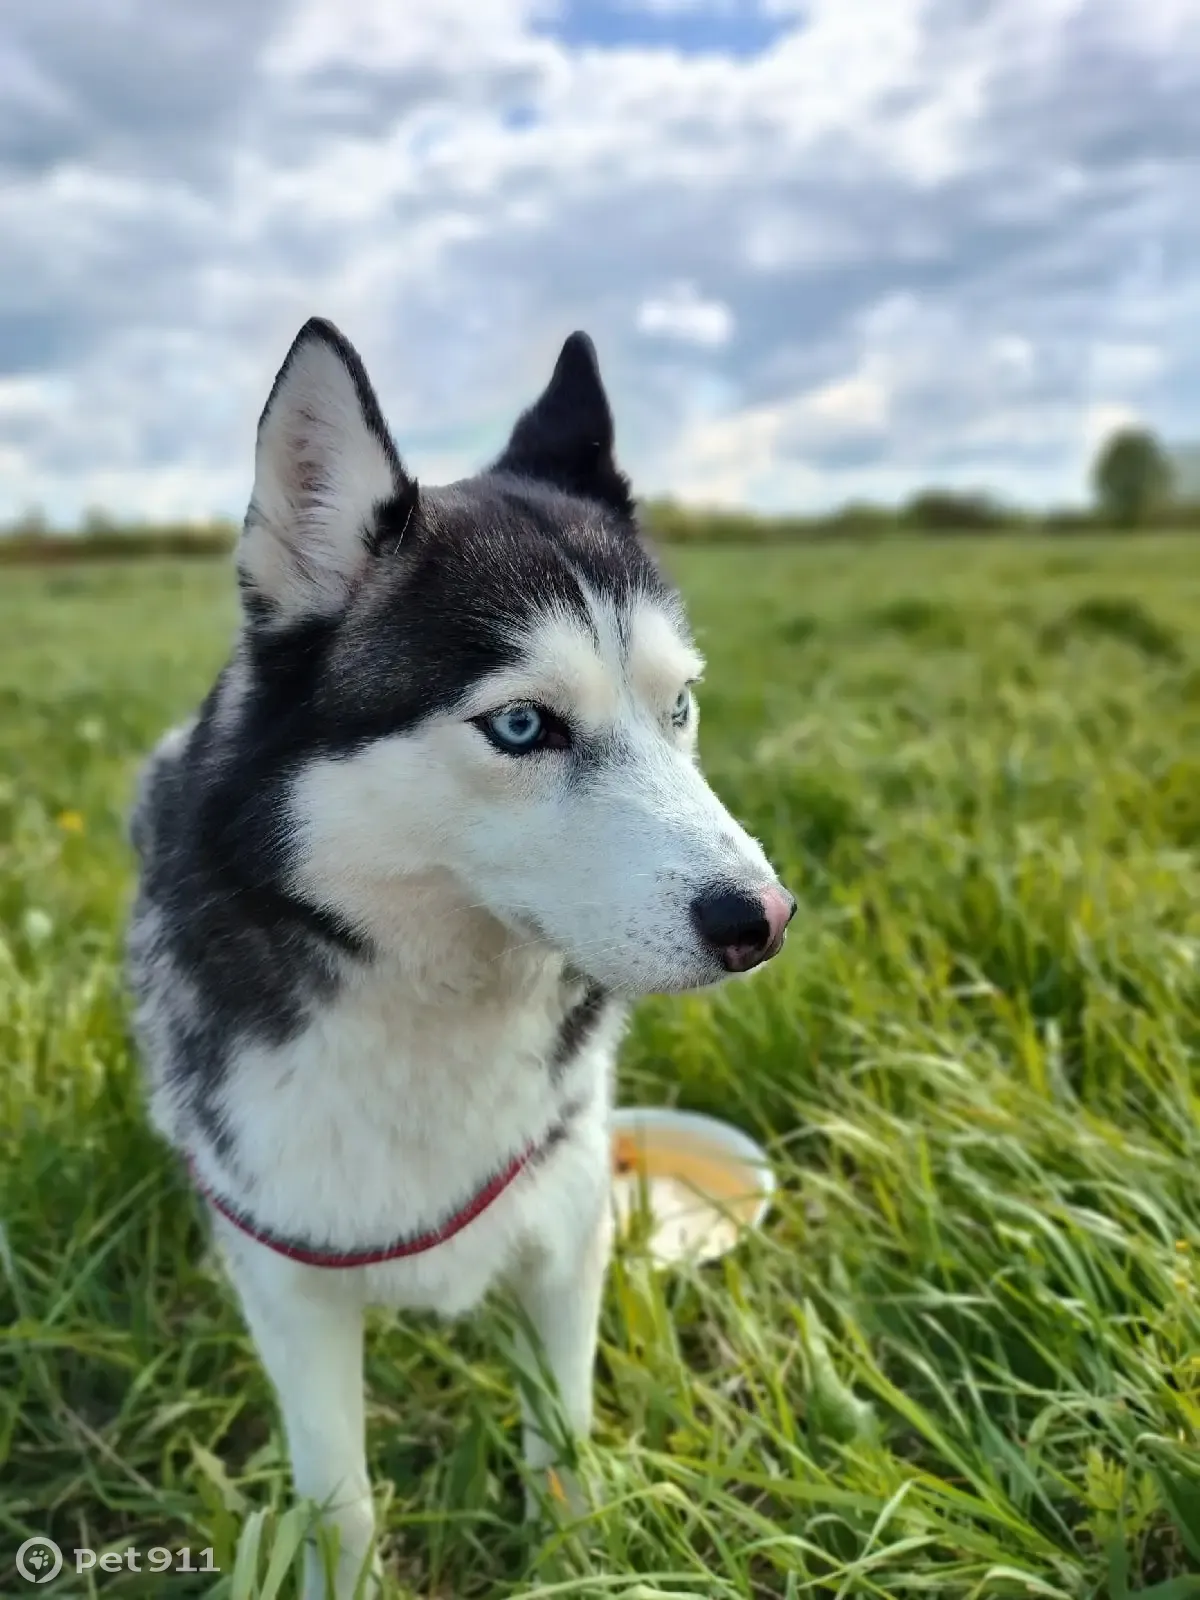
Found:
3,537 -> 1200,1598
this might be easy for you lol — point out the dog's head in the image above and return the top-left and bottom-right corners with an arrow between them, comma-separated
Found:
225,318 -> 794,995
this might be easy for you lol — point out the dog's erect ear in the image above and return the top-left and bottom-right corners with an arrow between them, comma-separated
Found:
238,318 -> 416,627
492,331 -> 634,517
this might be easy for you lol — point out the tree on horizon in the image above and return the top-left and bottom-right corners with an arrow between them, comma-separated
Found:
1091,427 -> 1174,528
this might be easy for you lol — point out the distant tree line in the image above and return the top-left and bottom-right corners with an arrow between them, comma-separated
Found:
2,426 -> 1196,563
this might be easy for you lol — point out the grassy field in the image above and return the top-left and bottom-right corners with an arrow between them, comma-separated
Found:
3,537 -> 1200,1599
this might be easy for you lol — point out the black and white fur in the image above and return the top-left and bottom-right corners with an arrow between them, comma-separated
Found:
126,318 -> 794,1599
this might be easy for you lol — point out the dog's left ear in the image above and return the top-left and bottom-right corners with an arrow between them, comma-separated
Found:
492,331 -> 634,517
239,318 -> 417,628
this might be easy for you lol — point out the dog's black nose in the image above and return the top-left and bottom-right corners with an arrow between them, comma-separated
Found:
691,883 -> 796,973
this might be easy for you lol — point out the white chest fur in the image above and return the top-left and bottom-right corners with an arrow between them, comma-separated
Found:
175,949 -> 626,1317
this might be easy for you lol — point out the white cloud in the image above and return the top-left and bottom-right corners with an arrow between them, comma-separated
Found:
800,375 -> 890,434
1087,342 -> 1165,390
637,282 -> 734,347
1,0 -> 1200,522
0,375 -> 65,421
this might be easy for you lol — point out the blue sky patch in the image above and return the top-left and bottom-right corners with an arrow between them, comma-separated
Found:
536,0 -> 792,60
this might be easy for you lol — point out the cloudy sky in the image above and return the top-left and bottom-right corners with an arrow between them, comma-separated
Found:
2,0 -> 1199,524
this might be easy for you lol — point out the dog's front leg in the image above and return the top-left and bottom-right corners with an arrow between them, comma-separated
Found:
218,1227 -> 380,1600
508,1192 -> 612,1521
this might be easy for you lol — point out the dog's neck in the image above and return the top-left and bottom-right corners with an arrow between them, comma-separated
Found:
313,866 -> 567,1003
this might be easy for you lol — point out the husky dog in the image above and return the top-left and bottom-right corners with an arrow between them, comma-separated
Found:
126,317 -> 794,1598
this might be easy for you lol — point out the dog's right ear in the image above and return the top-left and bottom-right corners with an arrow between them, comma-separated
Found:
238,318 -> 417,628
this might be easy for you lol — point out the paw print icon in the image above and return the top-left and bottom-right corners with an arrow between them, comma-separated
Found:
16,1538 -> 64,1584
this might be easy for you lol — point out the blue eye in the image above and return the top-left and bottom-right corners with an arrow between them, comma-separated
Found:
477,704 -> 571,755
489,706 -> 542,749
672,688 -> 691,727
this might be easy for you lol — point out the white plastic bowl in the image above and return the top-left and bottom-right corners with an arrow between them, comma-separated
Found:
609,1106 -> 776,1267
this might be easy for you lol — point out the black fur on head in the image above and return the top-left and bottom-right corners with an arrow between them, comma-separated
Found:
238,321 -> 637,634
491,331 -> 635,519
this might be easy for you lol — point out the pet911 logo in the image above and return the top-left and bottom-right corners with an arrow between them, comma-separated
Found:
15,1536 -> 219,1583
15,1539 -> 63,1584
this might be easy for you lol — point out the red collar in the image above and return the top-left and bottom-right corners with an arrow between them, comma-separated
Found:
187,1122 -> 563,1269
